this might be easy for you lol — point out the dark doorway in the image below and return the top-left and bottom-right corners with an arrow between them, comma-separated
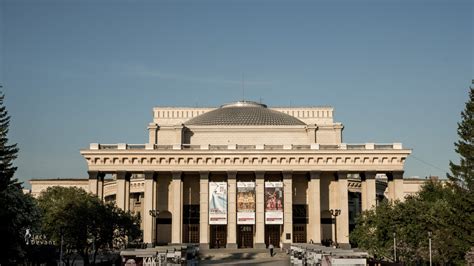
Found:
183,224 -> 199,244
237,225 -> 254,248
293,204 -> 308,243
210,225 -> 227,249
265,225 -> 281,248
183,205 -> 200,243
293,225 -> 307,243
156,211 -> 172,245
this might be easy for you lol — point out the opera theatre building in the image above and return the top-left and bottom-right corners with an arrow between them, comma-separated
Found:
30,101 -> 415,249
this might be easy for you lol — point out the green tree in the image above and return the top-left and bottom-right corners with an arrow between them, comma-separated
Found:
351,85 -> 474,264
38,186 -> 140,265
0,92 -> 19,189
394,181 -> 454,264
0,185 -> 41,263
349,200 -> 396,260
446,85 -> 474,263
350,181 -> 453,264
448,86 -> 474,189
0,91 -> 40,264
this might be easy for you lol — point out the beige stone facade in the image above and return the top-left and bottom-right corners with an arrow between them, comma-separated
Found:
30,101 -> 415,249
30,178 -> 89,198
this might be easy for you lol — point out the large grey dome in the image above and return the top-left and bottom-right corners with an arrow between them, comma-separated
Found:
185,101 -> 305,126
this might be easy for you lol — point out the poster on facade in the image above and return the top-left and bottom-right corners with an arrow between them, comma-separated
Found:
265,181 -> 284,224
237,182 -> 256,224
209,182 -> 227,224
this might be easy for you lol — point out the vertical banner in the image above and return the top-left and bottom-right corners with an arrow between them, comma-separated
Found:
265,181 -> 284,224
209,182 -> 227,224
237,182 -> 256,224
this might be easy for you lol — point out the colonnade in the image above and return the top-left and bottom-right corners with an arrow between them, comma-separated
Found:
87,170 -> 404,248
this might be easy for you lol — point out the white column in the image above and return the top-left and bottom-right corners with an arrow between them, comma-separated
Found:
227,171 -> 237,248
337,172 -> 350,247
255,171 -> 266,248
362,172 -> 377,211
394,172 -> 404,201
143,171 -> 156,246
88,171 -> 99,195
308,171 -> 321,244
387,171 -> 404,202
361,176 -> 367,211
97,173 -> 104,201
199,172 -> 209,249
116,171 -> 131,212
125,178 -> 130,211
282,171 -> 293,247
171,171 -> 183,244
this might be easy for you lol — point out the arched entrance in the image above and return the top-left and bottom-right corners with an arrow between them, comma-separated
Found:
156,211 -> 172,245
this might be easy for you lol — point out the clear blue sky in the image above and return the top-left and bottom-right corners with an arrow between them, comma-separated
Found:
1,0 -> 472,187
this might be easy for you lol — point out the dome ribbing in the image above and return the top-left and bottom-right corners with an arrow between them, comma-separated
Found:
185,101 -> 305,126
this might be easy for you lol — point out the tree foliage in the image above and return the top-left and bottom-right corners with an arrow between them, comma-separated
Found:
0,91 -> 40,264
0,92 -> 19,189
448,86 -> 474,189
37,186 -> 141,265
349,200 -> 396,260
0,185 -> 41,263
351,85 -> 474,265
351,181 -> 459,264
446,85 -> 474,257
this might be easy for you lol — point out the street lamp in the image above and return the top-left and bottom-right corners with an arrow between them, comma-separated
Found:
428,231 -> 432,266
149,210 -> 159,247
329,209 -> 341,248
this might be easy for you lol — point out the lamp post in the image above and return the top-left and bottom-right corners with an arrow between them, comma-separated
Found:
149,210 -> 159,247
329,209 -> 341,248
428,231 -> 432,266
393,232 -> 397,262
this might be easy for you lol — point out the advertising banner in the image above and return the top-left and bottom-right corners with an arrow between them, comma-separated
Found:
209,182 -> 227,224
237,182 -> 256,224
265,181 -> 284,224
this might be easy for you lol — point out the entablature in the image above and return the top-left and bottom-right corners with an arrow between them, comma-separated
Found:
81,142 -> 411,173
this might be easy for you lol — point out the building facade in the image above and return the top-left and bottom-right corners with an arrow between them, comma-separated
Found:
31,101 -> 412,249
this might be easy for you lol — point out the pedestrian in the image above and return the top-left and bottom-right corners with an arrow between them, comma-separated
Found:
269,243 -> 274,257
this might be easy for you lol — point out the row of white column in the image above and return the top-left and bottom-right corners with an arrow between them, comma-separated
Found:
88,170 -> 404,248
142,171 -> 182,245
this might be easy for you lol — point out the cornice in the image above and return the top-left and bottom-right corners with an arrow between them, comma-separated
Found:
80,148 -> 412,156
81,143 -> 411,173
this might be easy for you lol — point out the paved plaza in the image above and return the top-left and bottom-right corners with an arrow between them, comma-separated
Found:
199,248 -> 290,265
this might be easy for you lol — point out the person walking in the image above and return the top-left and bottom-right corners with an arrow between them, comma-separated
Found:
269,243 -> 274,257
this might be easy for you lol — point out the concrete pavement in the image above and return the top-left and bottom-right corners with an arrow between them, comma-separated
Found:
198,248 -> 290,265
